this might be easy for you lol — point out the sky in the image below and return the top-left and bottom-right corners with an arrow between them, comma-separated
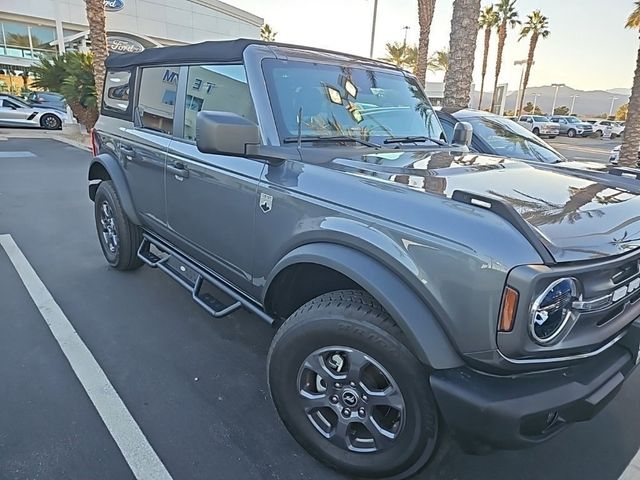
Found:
229,0 -> 638,92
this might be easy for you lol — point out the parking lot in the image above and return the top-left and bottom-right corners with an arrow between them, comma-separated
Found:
548,135 -> 620,163
1,136 -> 639,480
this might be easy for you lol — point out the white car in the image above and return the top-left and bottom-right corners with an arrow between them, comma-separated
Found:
591,119 -> 625,138
609,144 -> 640,166
517,115 -> 559,138
0,94 -> 67,130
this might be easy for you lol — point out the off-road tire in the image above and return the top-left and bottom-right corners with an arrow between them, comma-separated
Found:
268,289 -> 441,480
94,180 -> 143,271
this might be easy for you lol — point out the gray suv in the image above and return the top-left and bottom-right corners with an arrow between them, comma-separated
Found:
89,39 -> 640,479
550,115 -> 594,137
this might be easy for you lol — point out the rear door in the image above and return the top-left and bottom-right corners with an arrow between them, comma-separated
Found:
164,63 -> 264,291
118,66 -> 178,228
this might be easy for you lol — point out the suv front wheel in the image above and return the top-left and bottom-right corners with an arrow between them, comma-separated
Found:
94,180 -> 143,271
268,290 -> 440,479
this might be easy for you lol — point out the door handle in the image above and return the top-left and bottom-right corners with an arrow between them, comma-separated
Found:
168,162 -> 190,179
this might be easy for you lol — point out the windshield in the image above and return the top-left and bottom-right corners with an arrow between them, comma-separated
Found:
467,115 -> 565,163
262,59 -> 444,144
565,117 -> 581,123
532,116 -> 550,122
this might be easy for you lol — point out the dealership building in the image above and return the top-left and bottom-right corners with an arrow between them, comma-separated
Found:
0,0 -> 262,90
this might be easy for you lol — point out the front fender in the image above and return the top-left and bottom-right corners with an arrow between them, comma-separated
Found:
265,242 -> 464,370
88,153 -> 142,225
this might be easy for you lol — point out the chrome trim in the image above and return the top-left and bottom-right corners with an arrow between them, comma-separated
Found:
529,278 -> 578,345
498,331 -> 626,365
572,271 -> 640,312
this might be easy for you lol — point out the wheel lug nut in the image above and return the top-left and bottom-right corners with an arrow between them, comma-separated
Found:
362,395 -> 368,402
330,395 -> 339,404
350,381 -> 356,388
358,407 -> 366,417
342,408 -> 351,417
334,382 -> 342,389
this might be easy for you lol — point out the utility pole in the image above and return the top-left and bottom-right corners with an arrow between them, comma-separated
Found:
513,60 -> 527,115
609,97 -> 619,118
570,95 -> 579,115
550,83 -> 565,115
402,25 -> 410,47
369,0 -> 379,58
531,93 -> 541,112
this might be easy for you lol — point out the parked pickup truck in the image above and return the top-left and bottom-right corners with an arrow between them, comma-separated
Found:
517,114 -> 559,138
89,39 -> 640,480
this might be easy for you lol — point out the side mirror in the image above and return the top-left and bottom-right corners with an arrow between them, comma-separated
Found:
452,121 -> 473,147
196,111 -> 260,156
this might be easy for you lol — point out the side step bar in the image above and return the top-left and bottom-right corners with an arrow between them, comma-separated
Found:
137,234 -> 274,325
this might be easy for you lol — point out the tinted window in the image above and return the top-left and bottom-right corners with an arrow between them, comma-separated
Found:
103,71 -> 131,113
465,116 -> 564,163
439,115 -> 455,142
2,99 -> 20,108
181,64 -> 255,141
137,67 -> 177,135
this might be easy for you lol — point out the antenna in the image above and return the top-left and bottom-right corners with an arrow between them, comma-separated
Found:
297,106 -> 303,150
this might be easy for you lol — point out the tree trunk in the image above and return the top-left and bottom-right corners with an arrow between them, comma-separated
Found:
490,22 -> 507,112
68,100 -> 99,131
620,37 -> 640,167
477,27 -> 491,109
85,0 -> 109,104
415,0 -> 437,86
444,0 -> 481,109
517,33 -> 538,116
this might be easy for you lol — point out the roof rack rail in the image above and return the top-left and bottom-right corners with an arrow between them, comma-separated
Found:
608,167 -> 640,180
451,190 -> 555,264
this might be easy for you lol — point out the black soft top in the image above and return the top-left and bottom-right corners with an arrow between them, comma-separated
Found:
105,38 -> 264,69
104,38 -> 394,70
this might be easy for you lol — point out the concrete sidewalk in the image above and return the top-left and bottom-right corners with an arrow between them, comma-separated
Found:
0,127 -> 90,151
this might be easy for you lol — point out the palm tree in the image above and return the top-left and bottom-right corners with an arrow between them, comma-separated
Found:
443,0 -> 481,108
381,42 -> 418,73
260,23 -> 277,42
427,48 -> 449,73
516,10 -> 550,115
477,5 -> 499,109
490,0 -> 520,112
620,1 -> 640,167
416,0 -> 437,85
85,0 -> 109,103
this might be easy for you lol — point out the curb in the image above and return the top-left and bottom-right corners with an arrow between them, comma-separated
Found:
0,132 -> 91,152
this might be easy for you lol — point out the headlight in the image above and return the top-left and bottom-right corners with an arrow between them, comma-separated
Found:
530,278 -> 577,345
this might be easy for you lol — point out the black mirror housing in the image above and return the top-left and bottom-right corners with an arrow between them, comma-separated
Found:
452,121 -> 473,147
196,111 -> 260,156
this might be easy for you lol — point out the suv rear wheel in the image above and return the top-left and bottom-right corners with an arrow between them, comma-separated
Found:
268,290 -> 440,479
94,180 -> 143,271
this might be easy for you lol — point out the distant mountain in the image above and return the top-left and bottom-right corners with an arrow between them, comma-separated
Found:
470,84 -> 630,117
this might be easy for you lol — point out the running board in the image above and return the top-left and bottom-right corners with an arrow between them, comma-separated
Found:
137,234 -> 273,324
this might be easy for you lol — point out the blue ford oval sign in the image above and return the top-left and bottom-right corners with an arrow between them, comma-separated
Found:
104,0 -> 124,12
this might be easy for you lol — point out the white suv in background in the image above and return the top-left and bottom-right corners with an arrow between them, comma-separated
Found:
590,119 -> 625,138
517,115 -> 559,138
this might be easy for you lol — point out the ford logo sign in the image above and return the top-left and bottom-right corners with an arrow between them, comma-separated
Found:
107,36 -> 144,54
104,0 -> 124,12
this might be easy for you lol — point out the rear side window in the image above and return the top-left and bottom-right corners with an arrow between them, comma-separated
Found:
180,64 -> 255,141
103,70 -> 132,115
137,66 -> 178,135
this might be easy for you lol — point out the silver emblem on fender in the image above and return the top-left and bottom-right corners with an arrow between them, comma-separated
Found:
259,193 -> 273,213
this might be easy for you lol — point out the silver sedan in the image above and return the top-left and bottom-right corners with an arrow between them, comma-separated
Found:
0,94 -> 67,130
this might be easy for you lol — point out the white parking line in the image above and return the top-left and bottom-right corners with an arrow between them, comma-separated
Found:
620,451 -> 640,479
0,234 -> 173,480
0,151 -> 36,158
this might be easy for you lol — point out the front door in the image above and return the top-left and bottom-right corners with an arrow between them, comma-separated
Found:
164,64 -> 263,290
0,99 -> 32,126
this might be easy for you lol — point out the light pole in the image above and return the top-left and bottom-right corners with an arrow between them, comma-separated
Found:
570,95 -> 579,115
369,0 -> 379,58
514,60 -> 527,114
531,93 -> 541,113
402,26 -> 410,47
609,97 -> 619,118
550,83 -> 565,115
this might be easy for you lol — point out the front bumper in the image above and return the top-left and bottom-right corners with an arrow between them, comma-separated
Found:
431,321 -> 640,449
540,129 -> 559,136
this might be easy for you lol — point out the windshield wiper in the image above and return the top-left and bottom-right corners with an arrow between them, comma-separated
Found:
383,135 -> 446,146
282,135 -> 381,148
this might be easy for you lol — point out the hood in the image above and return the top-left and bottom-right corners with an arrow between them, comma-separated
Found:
326,149 -> 640,262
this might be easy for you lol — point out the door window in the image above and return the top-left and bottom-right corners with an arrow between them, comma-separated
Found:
137,66 -> 178,135
179,64 -> 255,141
103,70 -> 131,113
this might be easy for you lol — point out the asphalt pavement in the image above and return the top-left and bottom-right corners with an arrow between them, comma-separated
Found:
0,137 -> 639,480
547,135 -> 621,163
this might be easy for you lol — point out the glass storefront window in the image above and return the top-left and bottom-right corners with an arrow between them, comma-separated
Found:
2,22 -> 30,48
30,26 -> 56,51
0,22 -> 58,57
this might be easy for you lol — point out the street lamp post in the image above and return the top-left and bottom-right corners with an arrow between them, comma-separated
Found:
514,60 -> 528,114
570,95 -> 579,115
402,26 -> 410,47
550,83 -> 565,115
369,0 -> 379,58
609,97 -> 619,118
531,93 -> 541,112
